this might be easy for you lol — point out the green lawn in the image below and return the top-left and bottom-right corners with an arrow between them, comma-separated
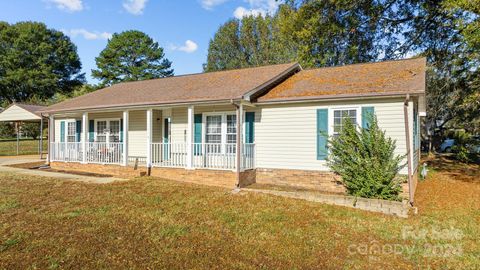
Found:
0,139 -> 47,156
0,157 -> 479,269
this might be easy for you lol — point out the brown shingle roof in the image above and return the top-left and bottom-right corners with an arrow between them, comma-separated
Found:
42,63 -> 300,113
257,57 -> 426,102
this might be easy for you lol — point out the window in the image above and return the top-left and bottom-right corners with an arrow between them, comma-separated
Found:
95,119 -> 120,143
333,109 -> 357,137
204,113 -> 237,154
226,115 -> 237,153
96,121 -> 107,142
109,120 -> 120,142
67,122 -> 76,142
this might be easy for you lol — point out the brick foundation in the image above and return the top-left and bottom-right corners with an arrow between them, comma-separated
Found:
255,168 -> 345,194
49,162 -> 415,200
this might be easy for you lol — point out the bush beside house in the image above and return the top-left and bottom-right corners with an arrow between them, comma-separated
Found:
327,115 -> 406,201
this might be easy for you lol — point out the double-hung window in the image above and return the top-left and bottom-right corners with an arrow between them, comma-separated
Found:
95,119 -> 120,143
67,122 -> 76,142
332,109 -> 357,137
204,113 -> 237,154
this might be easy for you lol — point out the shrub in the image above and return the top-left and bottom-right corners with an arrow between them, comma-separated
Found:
327,115 -> 406,201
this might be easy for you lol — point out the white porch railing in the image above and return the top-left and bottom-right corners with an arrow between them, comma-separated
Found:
151,143 -> 187,168
51,142 -> 254,170
242,143 -> 255,170
50,142 -> 83,162
50,142 -> 123,164
192,143 -> 237,170
85,142 -> 123,164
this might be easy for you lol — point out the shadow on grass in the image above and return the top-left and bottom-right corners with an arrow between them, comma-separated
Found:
423,154 -> 480,183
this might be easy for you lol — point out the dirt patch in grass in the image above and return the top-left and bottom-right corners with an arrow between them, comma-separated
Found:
7,162 -> 113,178
0,157 -> 479,269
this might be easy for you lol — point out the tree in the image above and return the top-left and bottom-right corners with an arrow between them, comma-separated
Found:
0,21 -> 84,103
92,30 -> 174,86
327,115 -> 405,200
21,122 -> 41,140
205,15 -> 296,72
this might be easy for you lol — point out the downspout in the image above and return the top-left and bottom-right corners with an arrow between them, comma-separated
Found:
231,99 -> 241,188
404,94 -> 414,206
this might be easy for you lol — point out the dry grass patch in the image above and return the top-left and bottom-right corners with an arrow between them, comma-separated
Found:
0,157 -> 479,269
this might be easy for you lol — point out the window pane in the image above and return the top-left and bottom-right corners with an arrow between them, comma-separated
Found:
109,121 -> 120,142
206,115 -> 221,134
333,109 -> 357,135
96,121 -> 107,142
227,115 -> 236,134
67,122 -> 76,142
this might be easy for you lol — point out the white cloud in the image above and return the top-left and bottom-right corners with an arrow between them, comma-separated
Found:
233,6 -> 266,19
170,40 -> 199,53
233,0 -> 281,18
201,0 -> 229,10
45,0 -> 83,12
62,29 -> 112,40
123,0 -> 148,15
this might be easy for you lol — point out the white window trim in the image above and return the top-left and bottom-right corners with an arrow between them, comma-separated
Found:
202,111 -> 237,153
65,120 -> 77,143
94,118 -> 121,144
328,106 -> 362,137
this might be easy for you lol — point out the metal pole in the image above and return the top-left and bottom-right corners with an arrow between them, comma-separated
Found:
16,122 -> 19,156
40,118 -> 43,159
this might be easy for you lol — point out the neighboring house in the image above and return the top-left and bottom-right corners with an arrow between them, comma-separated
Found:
40,58 -> 425,202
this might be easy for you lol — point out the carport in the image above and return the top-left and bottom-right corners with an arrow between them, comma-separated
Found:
0,103 -> 47,159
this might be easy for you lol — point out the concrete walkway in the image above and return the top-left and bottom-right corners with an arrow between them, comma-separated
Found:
0,156 -> 125,184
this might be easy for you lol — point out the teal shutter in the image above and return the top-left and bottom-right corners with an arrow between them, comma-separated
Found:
120,119 -> 123,142
362,107 -> 375,129
194,114 -> 202,155
316,109 -> 328,160
76,120 -> 81,142
245,112 -> 255,144
89,120 -> 95,142
60,121 -> 65,142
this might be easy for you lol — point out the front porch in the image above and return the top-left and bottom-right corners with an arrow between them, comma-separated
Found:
50,141 -> 255,170
47,104 -> 256,173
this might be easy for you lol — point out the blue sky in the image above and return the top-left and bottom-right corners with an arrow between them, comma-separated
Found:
0,0 -> 280,83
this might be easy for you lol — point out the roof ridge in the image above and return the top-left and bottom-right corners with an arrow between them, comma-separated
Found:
114,62 -> 299,86
301,57 -> 426,72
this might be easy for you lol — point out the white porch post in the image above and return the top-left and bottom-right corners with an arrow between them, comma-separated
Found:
82,112 -> 88,163
122,111 -> 129,166
235,103 -> 243,186
47,115 -> 54,164
186,105 -> 194,169
146,109 -> 153,171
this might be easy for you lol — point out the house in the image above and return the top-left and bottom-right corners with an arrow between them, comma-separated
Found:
40,57 -> 426,203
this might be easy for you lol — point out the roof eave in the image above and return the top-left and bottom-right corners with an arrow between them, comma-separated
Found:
40,98 -> 244,115
255,90 -> 426,104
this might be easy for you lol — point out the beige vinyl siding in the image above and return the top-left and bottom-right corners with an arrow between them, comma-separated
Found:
0,105 -> 41,122
169,105 -> 237,144
254,98 -> 410,174
54,118 -> 78,142
127,110 -> 147,157
152,110 -> 162,143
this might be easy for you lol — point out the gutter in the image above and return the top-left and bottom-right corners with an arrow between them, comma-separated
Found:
254,91 -> 426,105
403,94 -> 414,206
